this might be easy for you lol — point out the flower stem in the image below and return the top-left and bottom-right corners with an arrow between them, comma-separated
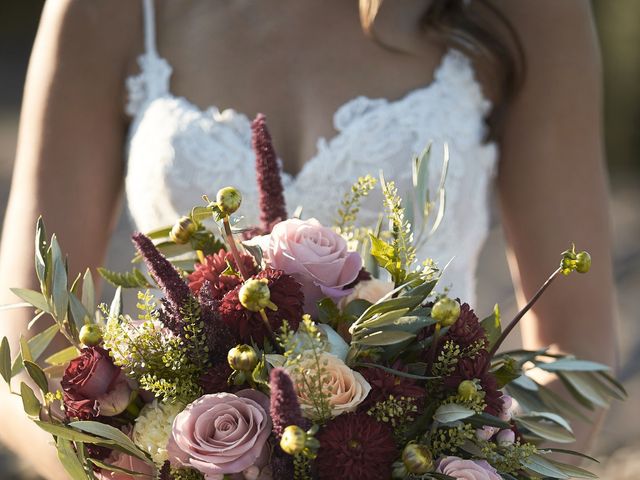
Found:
426,322 -> 442,373
259,309 -> 276,343
223,216 -> 251,280
487,267 -> 563,360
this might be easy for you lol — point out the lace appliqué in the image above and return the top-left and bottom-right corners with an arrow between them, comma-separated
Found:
125,53 -> 173,116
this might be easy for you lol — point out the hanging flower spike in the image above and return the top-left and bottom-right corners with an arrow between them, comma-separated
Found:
132,233 -> 192,311
269,368 -> 305,439
252,113 -> 287,232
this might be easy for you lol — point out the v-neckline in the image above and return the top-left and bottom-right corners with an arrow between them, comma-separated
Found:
142,49 -> 457,180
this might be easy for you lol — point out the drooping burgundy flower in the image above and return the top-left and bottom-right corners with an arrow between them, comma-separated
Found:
314,413 -> 397,480
188,249 -> 257,299
252,113 -> 287,233
218,268 -> 304,343
132,233 -> 192,312
358,363 -> 426,410
269,368 -> 305,438
441,303 -> 487,349
198,281 -> 239,363
61,347 -> 132,420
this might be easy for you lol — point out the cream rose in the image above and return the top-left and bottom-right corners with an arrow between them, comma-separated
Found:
289,353 -> 371,419
338,278 -> 394,308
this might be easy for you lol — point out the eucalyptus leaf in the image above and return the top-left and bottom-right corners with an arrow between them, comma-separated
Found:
145,225 -> 172,239
557,373 -> 596,411
547,459 -> 598,479
521,454 -> 569,479
514,415 -> 575,443
11,323 -> 60,376
89,459 -> 153,477
433,403 -> 475,424
20,336 -> 33,363
35,217 -> 48,289
82,269 -> 95,313
70,421 -> 150,462
357,330 -> 415,347
9,288 -> 51,313
0,337 -> 10,384
50,235 -> 69,320
597,371 -> 627,399
465,412 -> 511,429
505,383 -> 547,413
109,287 -> 123,319
24,360 -> 49,393
558,371 -> 610,408
511,374 -> 539,391
57,437 -> 90,480
523,411 -> 573,432
537,384 -> 592,423
538,358 -> 610,372
46,345 -> 80,366
34,421 -> 114,444
587,371 -> 627,401
20,382 -> 41,416
358,308 -> 411,330
542,448 -> 600,463
69,293 -> 90,332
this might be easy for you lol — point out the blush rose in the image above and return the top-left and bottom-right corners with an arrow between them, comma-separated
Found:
263,218 -> 362,313
436,456 -> 502,480
167,390 -> 272,479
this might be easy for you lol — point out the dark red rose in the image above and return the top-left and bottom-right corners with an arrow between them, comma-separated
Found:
61,347 -> 132,419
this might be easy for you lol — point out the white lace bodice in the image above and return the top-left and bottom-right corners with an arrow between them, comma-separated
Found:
125,0 -> 498,304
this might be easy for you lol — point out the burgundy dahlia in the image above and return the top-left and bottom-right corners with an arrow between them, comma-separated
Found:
218,268 -> 304,343
188,249 -> 257,299
252,113 -> 287,232
61,347 -> 131,420
443,351 -> 503,416
132,233 -> 192,312
315,413 -> 397,480
199,362 -> 234,394
269,368 -> 305,438
442,303 -> 487,349
358,363 -> 426,409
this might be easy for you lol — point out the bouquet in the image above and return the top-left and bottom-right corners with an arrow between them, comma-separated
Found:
1,115 -> 625,480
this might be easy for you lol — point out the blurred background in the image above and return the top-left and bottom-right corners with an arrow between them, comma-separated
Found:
0,1 -> 638,478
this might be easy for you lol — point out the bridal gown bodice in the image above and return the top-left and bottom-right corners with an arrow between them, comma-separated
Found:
124,0 -> 498,304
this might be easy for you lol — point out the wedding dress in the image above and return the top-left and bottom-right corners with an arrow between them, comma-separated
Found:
125,0 -> 498,305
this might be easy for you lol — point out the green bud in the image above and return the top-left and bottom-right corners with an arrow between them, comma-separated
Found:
227,345 -> 259,372
457,380 -> 479,401
169,216 -> 197,244
238,278 -> 271,312
575,251 -> 591,274
431,297 -> 461,327
402,443 -> 434,474
79,324 -> 103,346
280,425 -> 307,455
216,186 -> 242,215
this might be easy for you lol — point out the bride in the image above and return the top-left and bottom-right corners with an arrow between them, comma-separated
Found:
0,1 -> 616,478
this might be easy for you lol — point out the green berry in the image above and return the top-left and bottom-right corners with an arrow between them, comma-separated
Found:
216,186 -> 242,215
431,297 -> 461,327
169,216 -> 197,244
402,443 -> 434,474
280,425 -> 307,455
227,345 -> 259,372
238,278 -> 271,312
575,251 -> 591,273
79,324 -> 103,346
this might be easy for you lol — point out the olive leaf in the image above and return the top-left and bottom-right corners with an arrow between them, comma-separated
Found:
20,382 -> 41,417
433,403 -> 475,424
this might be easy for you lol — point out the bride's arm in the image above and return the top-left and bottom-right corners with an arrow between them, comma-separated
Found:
497,1 -> 617,449
0,1 -> 139,477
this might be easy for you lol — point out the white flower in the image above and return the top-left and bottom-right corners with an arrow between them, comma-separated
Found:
133,400 -> 184,464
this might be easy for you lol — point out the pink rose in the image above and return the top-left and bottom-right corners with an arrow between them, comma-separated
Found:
436,456 -> 502,480
264,218 -> 362,313
168,390 -> 272,479
95,450 -> 154,480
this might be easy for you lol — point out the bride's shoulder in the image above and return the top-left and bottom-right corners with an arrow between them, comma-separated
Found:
38,0 -> 142,72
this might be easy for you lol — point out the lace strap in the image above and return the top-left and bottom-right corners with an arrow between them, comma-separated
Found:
142,0 -> 158,56
125,0 -> 172,116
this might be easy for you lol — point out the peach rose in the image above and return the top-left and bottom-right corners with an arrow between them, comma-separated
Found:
289,353 -> 371,419
338,278 -> 394,308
